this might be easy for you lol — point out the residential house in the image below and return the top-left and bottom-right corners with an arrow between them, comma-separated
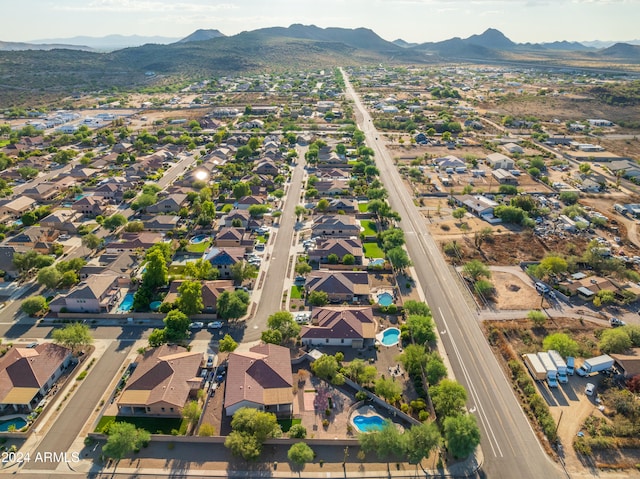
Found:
304,271 -> 370,303
253,159 -> 279,176
317,168 -> 351,180
300,306 -> 376,349
79,252 -> 138,281
146,194 -> 188,214
0,343 -> 72,413
308,237 -> 363,265
224,343 -> 293,417
105,232 -> 163,254
71,196 -> 107,217
117,345 -> 203,417
492,168 -> 518,185
93,181 -> 128,204
0,246 -> 20,280
143,215 -> 181,231
454,194 -> 500,222
434,155 -> 465,171
486,153 -> 515,170
39,209 -> 82,233
48,271 -> 122,313
312,215 -> 361,238
502,143 -> 524,154
214,227 -> 254,250
610,348 -> 640,379
68,167 -> 100,180
315,179 -> 350,196
0,196 -> 36,220
221,209 -> 251,228
163,279 -> 234,313
235,196 -> 266,210
203,247 -> 245,279
6,227 -> 59,254
22,183 -> 59,203
321,198 -> 358,214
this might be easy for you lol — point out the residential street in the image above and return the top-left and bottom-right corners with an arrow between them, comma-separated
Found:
342,69 -> 564,479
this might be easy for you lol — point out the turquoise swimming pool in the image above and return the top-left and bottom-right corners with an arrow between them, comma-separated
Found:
380,327 -> 400,346
0,417 -> 27,432
377,292 -> 394,306
117,292 -> 134,312
353,415 -> 385,433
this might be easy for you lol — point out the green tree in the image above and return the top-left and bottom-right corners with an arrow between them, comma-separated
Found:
380,228 -> 405,251
288,424 -> 307,439
248,204 -> 269,218
542,332 -> 579,357
182,400 -> 202,431
219,334 -> 238,352
358,420 -> 404,461
308,290 -> 328,306
288,442 -> 314,468
37,266 -> 62,289
103,422 -> 150,464
225,431 -> 262,460
452,208 -> 467,221
21,296 -> 47,316
148,328 -> 166,347
230,261 -> 257,285
403,300 -> 431,316
474,279 -> 495,297
595,289 -> 616,305
232,182 -> 251,200
425,352 -> 448,385
462,260 -> 491,281
431,379 -> 467,418
311,354 -> 342,383
81,233 -> 103,250
295,261 -> 312,276
216,291 -> 249,320
327,253 -> 339,264
164,310 -> 190,343
342,253 -> 355,265
230,407 -> 281,442
132,193 -> 158,211
559,191 -> 580,205
374,377 -> 402,403
267,311 -> 301,342
443,414 -> 481,459
404,422 -> 441,464
176,280 -> 203,316
316,198 -> 330,212
579,163 -> 591,175
599,329 -> 632,354
387,246 -> 412,271
261,329 -> 283,345
51,322 -> 93,354
406,314 -> 436,344
143,249 -> 169,290
527,310 -> 547,327
294,205 -> 307,218
103,213 -> 127,230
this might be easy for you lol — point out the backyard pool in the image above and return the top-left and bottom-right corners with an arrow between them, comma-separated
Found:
190,235 -> 208,244
149,301 -> 162,311
353,414 -> 386,433
377,292 -> 394,307
117,292 -> 135,312
0,416 -> 28,432
369,259 -> 385,267
379,327 -> 400,347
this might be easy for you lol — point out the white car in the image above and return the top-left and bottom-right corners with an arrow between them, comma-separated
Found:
189,322 -> 204,330
208,321 -> 223,329
585,383 -> 595,396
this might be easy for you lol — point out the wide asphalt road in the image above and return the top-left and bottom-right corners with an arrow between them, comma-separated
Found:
342,70 -> 564,479
243,154 -> 306,341
25,340 -> 133,471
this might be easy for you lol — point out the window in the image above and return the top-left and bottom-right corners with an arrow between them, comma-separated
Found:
325,338 -> 329,343
341,339 -> 344,344
161,407 -> 165,412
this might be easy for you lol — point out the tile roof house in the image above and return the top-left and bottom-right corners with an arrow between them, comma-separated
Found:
117,345 -> 203,417
203,247 -> 246,279
214,227 -> 254,250
304,271 -> 370,303
311,215 -> 361,238
221,209 -> 251,228
79,252 -> 138,281
321,198 -> 358,214
315,179 -> 350,196
39,209 -> 82,233
105,232 -> 163,254
22,182 -> 59,203
163,279 -> 235,313
253,159 -> 279,176
308,237 -> 363,265
224,343 -> 293,417
0,343 -> 72,412
143,215 -> 181,231
0,196 -> 37,220
0,246 -> 20,280
6,227 -> 59,253
300,306 -> 376,349
71,195 -> 107,217
146,194 -> 188,214
48,272 -> 122,313
235,195 -> 266,210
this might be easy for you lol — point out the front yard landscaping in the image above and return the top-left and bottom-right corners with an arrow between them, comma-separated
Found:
96,416 -> 188,435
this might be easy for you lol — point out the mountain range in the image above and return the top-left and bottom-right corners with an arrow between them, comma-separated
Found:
0,25 -> 639,109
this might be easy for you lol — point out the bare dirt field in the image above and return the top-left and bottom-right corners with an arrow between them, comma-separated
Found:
490,270 -> 550,310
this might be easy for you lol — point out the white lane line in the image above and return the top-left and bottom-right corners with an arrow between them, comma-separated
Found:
439,307 -> 504,458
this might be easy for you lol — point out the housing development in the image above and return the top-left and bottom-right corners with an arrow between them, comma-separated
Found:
0,27 -> 639,479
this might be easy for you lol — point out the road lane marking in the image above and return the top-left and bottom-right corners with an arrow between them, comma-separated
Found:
439,307 -> 504,458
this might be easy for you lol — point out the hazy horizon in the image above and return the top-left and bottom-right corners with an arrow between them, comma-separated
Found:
4,0 -> 639,45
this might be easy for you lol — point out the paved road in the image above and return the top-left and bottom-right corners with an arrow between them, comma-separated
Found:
243,155 -> 307,341
24,340 -> 133,471
342,70 -> 563,479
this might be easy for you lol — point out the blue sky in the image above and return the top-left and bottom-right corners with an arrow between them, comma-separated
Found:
6,0 -> 639,43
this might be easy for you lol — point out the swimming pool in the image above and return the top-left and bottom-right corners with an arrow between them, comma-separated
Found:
380,327 -> 400,347
377,292 -> 394,306
353,414 -> 386,433
0,417 -> 27,432
149,301 -> 162,311
190,235 -> 208,244
117,292 -> 135,312
369,259 -> 385,267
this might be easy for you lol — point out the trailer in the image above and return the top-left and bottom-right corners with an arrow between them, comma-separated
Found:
523,354 -> 546,381
548,350 -> 569,383
537,351 -> 559,387
566,357 -> 575,375
577,354 -> 614,376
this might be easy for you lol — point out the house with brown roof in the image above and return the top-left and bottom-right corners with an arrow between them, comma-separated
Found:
48,272 -> 122,313
163,279 -> 234,313
253,159 -> 279,176
143,215 -> 181,231
117,345 -> 203,417
203,247 -> 245,279
6,227 -> 59,253
214,227 -> 253,250
79,252 -> 138,281
308,237 -> 363,265
22,182 -> 59,203
611,348 -> 640,379
39,209 -> 82,233
321,198 -> 358,214
0,343 -> 72,412
300,306 -> 376,349
304,271 -> 370,303
71,195 -> 108,217
311,215 -> 361,238
105,232 -> 163,254
0,196 -> 37,220
146,194 -> 188,214
235,195 -> 266,210
224,343 -> 293,417
221,209 -> 251,228
315,179 -> 350,196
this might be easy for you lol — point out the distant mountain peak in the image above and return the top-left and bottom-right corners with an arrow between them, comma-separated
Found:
178,29 -> 226,43
465,28 -> 515,49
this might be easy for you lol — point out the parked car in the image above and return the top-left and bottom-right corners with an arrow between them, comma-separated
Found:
585,383 -> 595,396
208,321 -> 223,329
610,317 -> 626,327
206,355 -> 214,367
189,322 -> 204,330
